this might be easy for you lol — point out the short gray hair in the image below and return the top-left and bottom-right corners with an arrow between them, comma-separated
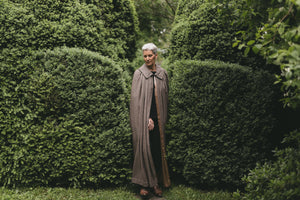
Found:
142,43 -> 158,55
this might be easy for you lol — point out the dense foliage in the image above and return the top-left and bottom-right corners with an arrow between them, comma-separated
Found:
233,130 -> 300,200
82,0 -> 140,61
133,0 -> 178,45
0,0 -> 140,187
168,0 -> 267,70
0,0 -> 139,62
166,59 -> 282,188
0,47 -> 132,187
229,0 -> 300,108
209,0 -> 300,197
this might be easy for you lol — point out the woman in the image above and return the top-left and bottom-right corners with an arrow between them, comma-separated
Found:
130,43 -> 171,198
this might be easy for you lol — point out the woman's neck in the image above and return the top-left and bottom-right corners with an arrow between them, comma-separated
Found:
148,64 -> 156,72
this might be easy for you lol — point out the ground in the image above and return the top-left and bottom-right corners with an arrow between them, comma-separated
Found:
135,193 -> 166,200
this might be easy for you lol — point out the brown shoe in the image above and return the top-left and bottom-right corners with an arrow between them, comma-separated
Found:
153,185 -> 163,197
140,188 -> 149,198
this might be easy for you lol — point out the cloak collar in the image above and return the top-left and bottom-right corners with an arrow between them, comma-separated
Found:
139,64 -> 164,80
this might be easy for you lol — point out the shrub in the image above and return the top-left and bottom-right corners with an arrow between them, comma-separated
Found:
0,47 -> 132,187
81,0 -> 140,61
166,59 -> 282,188
234,130 -> 300,200
0,0 -> 139,62
169,0 -> 267,70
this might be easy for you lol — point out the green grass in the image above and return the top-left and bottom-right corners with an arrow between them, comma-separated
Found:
0,185 -> 234,200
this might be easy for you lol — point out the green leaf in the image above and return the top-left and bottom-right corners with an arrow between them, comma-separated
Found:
247,40 -> 255,46
278,23 -> 285,35
269,52 -> 279,59
284,28 -> 297,41
238,43 -> 245,50
232,40 -> 241,48
252,46 -> 259,54
244,46 -> 250,56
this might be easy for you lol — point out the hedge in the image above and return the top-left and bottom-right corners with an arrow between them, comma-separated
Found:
234,130 -> 300,200
86,0 -> 140,61
0,0 -> 139,62
0,47 -> 132,187
169,0 -> 267,70
166,59 -> 283,188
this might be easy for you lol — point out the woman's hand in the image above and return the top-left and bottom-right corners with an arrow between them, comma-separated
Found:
148,118 -> 154,131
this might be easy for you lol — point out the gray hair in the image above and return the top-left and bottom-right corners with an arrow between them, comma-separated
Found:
142,43 -> 158,55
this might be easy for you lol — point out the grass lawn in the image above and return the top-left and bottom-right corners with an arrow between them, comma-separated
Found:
0,185 -> 234,200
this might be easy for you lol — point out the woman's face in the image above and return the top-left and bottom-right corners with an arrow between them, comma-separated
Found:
143,50 -> 157,68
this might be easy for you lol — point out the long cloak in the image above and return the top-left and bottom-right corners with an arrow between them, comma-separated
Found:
130,64 -> 170,188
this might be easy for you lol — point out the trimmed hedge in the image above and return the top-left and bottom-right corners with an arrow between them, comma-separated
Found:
0,0 -> 139,186
166,59 -> 282,188
169,0 -> 267,69
86,0 -> 140,61
0,47 -> 132,187
0,0 -> 139,62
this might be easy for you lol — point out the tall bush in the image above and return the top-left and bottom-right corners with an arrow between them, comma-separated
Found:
82,0 -> 140,61
0,47 -> 132,187
0,0 -> 139,62
166,59 -> 282,188
168,0 -> 267,70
